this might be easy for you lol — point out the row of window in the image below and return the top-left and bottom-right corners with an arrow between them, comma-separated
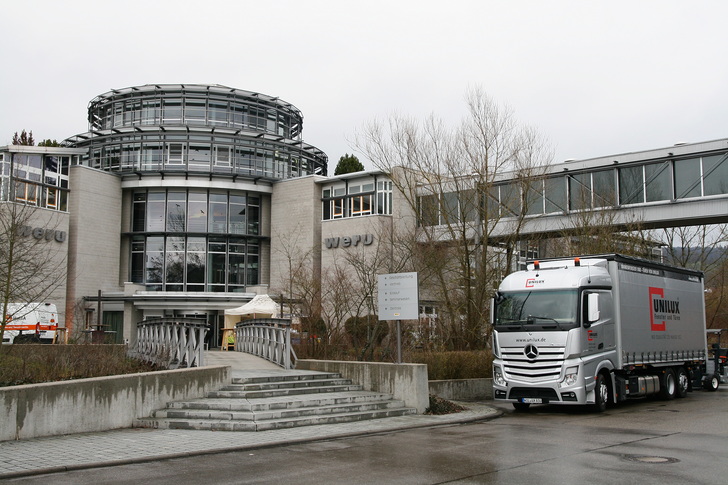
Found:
419,153 -> 728,224
132,190 -> 260,235
0,154 -> 73,211
322,180 -> 393,220
130,235 -> 259,292
93,97 -> 298,138
89,139 -> 321,178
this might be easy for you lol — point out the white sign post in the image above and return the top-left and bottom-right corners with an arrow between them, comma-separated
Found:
378,272 -> 418,363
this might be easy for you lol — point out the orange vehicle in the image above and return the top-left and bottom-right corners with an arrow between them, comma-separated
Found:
2,303 -> 59,344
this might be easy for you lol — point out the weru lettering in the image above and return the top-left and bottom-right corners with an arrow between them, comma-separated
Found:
17,225 -> 67,243
324,234 -> 374,249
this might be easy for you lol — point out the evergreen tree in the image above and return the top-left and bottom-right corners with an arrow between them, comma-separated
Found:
11,130 -> 35,146
334,153 -> 364,175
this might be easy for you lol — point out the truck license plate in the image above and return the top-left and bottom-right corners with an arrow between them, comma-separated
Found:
521,398 -> 542,404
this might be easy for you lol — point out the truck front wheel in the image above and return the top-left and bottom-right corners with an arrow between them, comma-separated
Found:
593,373 -> 610,412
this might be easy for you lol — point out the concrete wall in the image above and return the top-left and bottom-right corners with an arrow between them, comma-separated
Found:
428,378 -> 493,402
297,359 -> 429,413
0,366 -> 230,441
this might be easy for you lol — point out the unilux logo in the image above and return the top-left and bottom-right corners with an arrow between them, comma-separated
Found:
525,278 -> 544,288
649,286 -> 680,332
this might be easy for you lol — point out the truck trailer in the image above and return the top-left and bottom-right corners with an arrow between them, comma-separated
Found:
491,254 -> 714,411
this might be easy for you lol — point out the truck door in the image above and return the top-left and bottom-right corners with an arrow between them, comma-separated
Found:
582,290 -> 615,355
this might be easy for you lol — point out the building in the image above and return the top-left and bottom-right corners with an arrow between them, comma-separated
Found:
3,83 -> 727,348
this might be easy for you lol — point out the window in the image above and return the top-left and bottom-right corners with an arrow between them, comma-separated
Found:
214,146 -> 231,167
525,181 -> 544,216
644,162 -> 671,202
166,191 -> 186,232
167,143 -> 184,165
186,237 -> 206,292
674,158 -> 702,199
703,154 -> 728,196
133,192 -> 146,231
187,192 -> 207,232
592,169 -> 616,208
209,193 -> 227,233
545,177 -> 567,213
619,165 -> 644,205
163,99 -> 182,122
185,99 -> 206,125
569,173 -> 591,211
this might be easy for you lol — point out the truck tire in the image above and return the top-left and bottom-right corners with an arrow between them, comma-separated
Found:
512,402 -> 531,411
703,374 -> 720,392
593,373 -> 609,412
660,368 -> 677,400
675,367 -> 689,398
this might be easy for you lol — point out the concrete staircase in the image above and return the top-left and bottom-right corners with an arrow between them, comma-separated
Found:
134,372 -> 417,431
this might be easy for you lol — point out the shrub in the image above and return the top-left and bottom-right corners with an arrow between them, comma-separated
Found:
407,350 -> 492,380
0,345 -> 164,387
425,395 -> 468,415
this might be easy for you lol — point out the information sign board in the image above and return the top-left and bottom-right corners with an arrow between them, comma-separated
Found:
377,272 -> 419,320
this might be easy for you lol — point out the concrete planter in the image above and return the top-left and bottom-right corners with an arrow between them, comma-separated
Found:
0,366 -> 230,441
428,378 -> 493,402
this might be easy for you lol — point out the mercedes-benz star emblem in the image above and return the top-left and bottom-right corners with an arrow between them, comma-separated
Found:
524,344 -> 539,360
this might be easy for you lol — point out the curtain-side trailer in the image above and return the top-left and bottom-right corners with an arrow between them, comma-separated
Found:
491,254 -> 713,412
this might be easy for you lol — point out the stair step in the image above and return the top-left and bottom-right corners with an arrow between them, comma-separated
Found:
232,373 -> 341,384
154,399 -> 408,421
221,377 -> 353,391
207,384 -> 363,399
168,391 -> 396,412
135,407 -> 417,432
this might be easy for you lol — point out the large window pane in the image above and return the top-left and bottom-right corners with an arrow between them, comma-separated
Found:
165,237 -> 185,290
145,236 -> 164,287
569,173 -> 591,210
525,180 -> 544,216
674,158 -> 701,199
209,193 -> 227,233
187,192 -> 207,232
619,166 -> 644,205
229,195 -> 246,234
186,237 -> 205,291
645,162 -> 671,202
441,192 -> 460,223
545,177 -> 567,213
418,194 -> 439,226
500,183 -> 520,216
703,154 -> 728,196
166,191 -> 186,232
592,169 -> 616,208
146,192 -> 165,231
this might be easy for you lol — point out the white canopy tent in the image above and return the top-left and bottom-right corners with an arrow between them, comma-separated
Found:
223,294 -> 280,328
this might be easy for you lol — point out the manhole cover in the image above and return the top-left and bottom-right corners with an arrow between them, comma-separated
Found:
623,454 -> 679,464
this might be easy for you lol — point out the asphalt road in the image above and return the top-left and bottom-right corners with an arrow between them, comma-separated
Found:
7,388 -> 727,485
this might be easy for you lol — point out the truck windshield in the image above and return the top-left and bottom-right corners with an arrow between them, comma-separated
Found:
494,290 -> 579,331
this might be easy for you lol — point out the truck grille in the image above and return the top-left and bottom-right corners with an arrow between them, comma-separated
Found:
502,346 -> 565,382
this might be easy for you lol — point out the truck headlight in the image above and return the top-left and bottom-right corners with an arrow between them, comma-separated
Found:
494,365 -> 506,386
559,367 -> 579,388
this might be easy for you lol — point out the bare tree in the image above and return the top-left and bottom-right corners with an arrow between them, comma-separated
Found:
0,201 -> 68,348
355,87 -> 553,350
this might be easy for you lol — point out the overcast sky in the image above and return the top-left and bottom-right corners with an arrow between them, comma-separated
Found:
2,1 -> 726,171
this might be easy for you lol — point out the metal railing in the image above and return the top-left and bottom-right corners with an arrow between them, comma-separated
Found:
132,317 -> 208,369
234,318 -> 297,369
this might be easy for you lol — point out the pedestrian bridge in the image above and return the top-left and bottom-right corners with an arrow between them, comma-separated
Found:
420,138 -> 728,237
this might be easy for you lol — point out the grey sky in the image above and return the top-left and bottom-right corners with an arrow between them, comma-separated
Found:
2,0 -> 726,171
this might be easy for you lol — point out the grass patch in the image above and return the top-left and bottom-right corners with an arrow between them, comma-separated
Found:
0,345 -> 164,387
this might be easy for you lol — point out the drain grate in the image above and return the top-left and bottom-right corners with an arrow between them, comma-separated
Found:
622,454 -> 679,464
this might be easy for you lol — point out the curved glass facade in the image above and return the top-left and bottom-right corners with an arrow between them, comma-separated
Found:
66,84 -> 327,179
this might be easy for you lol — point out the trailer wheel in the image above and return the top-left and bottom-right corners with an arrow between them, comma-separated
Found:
659,368 -> 677,400
675,367 -> 689,398
512,402 -> 531,411
703,374 -> 720,392
593,373 -> 609,412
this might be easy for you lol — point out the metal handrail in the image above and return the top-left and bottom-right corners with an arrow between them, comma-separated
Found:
132,318 -> 208,369
234,318 -> 297,369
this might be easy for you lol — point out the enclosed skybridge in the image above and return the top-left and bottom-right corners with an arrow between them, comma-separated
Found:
419,138 -> 728,238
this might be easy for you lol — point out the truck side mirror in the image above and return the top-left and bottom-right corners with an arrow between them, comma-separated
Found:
586,293 -> 600,324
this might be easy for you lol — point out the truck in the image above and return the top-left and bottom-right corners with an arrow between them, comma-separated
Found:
491,254 -> 715,412
1,302 -> 59,344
